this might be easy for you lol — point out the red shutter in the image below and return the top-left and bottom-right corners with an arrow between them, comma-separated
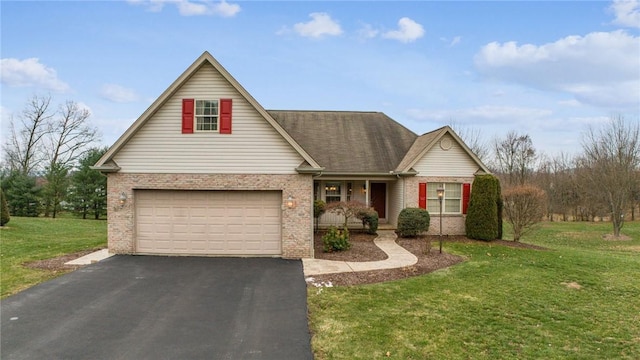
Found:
219,98 -> 232,134
462,183 -> 471,214
419,183 -> 427,209
182,99 -> 194,134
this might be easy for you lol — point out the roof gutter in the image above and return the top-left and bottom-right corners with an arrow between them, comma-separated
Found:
295,166 -> 325,175
90,165 -> 121,173
313,170 -> 418,177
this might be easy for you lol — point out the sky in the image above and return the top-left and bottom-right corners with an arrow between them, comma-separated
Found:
1,0 -> 639,159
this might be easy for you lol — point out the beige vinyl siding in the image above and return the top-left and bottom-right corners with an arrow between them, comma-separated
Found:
114,64 -> 303,174
387,179 -> 404,226
413,134 -> 479,177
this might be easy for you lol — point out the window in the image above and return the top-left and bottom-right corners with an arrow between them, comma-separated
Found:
427,183 -> 463,214
195,100 -> 218,131
325,182 -> 341,203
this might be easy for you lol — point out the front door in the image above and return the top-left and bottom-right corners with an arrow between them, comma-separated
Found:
370,183 -> 386,219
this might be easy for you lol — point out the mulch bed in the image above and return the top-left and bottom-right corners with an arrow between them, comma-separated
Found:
309,232 -> 547,286
23,249 -> 103,272
314,231 -> 387,261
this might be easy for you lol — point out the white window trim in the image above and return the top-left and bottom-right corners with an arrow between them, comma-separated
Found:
194,99 -> 220,132
428,182 -> 463,215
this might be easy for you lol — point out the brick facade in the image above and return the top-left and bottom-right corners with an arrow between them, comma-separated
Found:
107,173 -> 313,259
403,176 -> 474,235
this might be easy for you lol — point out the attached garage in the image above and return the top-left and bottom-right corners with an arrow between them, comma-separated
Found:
135,190 -> 282,256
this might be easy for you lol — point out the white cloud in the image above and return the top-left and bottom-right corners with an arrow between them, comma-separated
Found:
382,17 -> 425,43
0,58 -> 70,92
474,30 -> 640,109
100,84 -> 139,103
357,23 -> 379,40
76,102 -> 94,117
449,36 -> 461,47
610,0 -> 640,28
409,105 -> 553,124
293,13 -> 342,38
128,0 -> 240,17
441,36 -> 461,47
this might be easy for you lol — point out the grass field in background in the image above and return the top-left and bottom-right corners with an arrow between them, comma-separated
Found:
308,221 -> 640,359
0,216 -> 107,298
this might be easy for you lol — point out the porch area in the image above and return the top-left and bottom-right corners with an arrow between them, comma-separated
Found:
314,179 -> 403,229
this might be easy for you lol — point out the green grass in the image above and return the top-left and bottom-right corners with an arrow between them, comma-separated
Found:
308,221 -> 640,359
0,216 -> 107,298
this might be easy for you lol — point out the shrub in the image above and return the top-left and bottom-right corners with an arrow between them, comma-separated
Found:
313,200 -> 326,232
503,184 -> 547,241
357,208 -> 378,234
325,200 -> 368,228
397,208 -> 430,237
1,188 -> 10,226
323,226 -> 351,252
465,174 -> 500,241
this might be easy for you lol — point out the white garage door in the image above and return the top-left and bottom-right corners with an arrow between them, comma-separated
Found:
135,190 -> 282,256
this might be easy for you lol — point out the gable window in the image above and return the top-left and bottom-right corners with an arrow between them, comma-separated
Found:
195,100 -> 219,131
182,98 -> 232,134
427,183 -> 462,214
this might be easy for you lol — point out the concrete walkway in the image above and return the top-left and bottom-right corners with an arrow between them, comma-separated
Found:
64,230 -> 417,276
302,230 -> 417,276
65,249 -> 113,265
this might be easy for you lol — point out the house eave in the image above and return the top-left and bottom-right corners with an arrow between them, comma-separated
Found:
295,166 -> 325,174
315,171 -> 416,177
90,165 -> 121,173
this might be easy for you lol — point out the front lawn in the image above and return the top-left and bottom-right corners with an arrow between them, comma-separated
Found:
0,217 -> 107,298
308,221 -> 640,359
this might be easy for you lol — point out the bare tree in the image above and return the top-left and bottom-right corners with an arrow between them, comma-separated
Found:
580,115 -> 640,237
46,101 -> 97,167
493,131 -> 537,187
449,121 -> 490,163
42,101 -> 99,217
3,95 -> 53,175
502,184 -> 546,241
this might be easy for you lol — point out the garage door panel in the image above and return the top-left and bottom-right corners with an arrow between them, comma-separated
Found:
136,190 -> 282,256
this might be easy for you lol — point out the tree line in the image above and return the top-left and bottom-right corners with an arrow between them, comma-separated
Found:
1,95 -> 107,221
457,115 -> 640,238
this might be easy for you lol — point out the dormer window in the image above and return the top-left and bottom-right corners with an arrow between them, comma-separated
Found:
195,100 -> 219,131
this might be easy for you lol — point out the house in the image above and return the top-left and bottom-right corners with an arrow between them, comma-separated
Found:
93,51 -> 489,259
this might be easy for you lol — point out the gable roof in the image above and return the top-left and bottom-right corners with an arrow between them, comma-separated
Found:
93,51 -> 321,171
395,126 -> 490,174
269,110 -> 417,174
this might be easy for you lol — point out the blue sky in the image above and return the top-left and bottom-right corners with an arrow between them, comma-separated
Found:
1,0 -> 639,158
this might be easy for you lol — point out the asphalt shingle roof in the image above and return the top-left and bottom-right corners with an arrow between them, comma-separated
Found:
268,110 -> 418,174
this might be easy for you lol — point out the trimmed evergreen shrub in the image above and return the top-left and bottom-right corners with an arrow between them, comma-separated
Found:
465,174 -> 500,241
397,208 -> 430,237
314,200 -> 326,219
1,188 -> 10,226
323,226 -> 351,252
313,200 -> 326,232
357,208 -> 378,234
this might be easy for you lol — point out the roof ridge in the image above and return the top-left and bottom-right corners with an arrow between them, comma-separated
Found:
267,109 -> 382,114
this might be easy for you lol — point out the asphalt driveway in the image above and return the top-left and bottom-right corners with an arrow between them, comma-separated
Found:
1,256 -> 313,360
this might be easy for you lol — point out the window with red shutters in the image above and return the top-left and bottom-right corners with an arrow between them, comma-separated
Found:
219,98 -> 232,134
182,99 -> 194,134
462,183 -> 471,214
418,183 -> 427,209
